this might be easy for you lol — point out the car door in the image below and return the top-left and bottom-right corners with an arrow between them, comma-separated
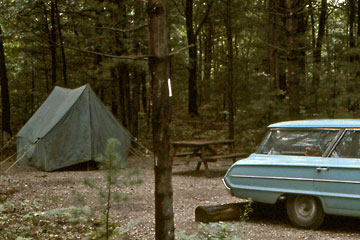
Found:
314,129 -> 360,215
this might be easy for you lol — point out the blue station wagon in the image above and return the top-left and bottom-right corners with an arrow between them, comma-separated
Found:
223,119 -> 360,229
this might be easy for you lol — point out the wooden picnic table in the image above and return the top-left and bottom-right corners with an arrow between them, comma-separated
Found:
170,139 -> 247,173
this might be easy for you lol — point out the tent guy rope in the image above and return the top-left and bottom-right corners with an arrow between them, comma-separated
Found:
4,144 -> 35,174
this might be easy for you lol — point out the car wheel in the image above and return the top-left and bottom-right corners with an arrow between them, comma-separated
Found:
286,195 -> 325,229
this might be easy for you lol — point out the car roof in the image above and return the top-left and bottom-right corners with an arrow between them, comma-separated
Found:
268,119 -> 360,128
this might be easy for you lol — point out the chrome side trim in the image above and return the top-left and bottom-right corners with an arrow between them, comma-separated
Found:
313,178 -> 360,184
222,178 -> 231,190
230,175 -> 360,185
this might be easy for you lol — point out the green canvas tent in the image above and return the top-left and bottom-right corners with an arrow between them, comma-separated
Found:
16,84 -> 131,171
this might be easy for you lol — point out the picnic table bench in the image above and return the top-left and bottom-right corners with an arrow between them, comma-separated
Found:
170,139 -> 247,173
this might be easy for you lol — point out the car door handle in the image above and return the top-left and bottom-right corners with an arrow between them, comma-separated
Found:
316,167 -> 328,172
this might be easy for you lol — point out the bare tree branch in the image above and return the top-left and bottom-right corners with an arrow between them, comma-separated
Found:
169,44 -> 195,56
86,24 -> 148,33
54,43 -> 150,60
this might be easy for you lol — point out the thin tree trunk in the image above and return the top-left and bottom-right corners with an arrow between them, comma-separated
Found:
225,0 -> 234,139
131,69 -> 140,138
185,0 -> 198,116
117,65 -> 129,128
50,0 -> 57,87
148,0 -> 174,239
268,0 -> 287,98
198,31 -> 203,105
43,2 -> 51,92
141,68 -> 147,113
358,0 -> 360,37
54,0 -> 67,87
125,70 -> 131,129
111,69 -> 118,117
311,0 -> 327,113
285,0 -> 306,119
93,0 -> 104,100
42,52 -> 50,93
348,0 -> 356,111
31,59 -> 35,115
203,19 -> 212,102
349,0 -> 355,61
0,25 -> 12,138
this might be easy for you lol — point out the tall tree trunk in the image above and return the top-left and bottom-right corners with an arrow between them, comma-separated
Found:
42,52 -> 50,93
93,0 -> 104,101
348,0 -> 356,111
141,68 -> 147,113
54,0 -> 67,87
285,0 -> 306,119
203,19 -> 212,102
225,0 -> 234,139
31,58 -> 35,115
349,0 -> 355,61
111,68 -> 118,117
119,65 -> 130,129
147,0 -> 174,239
311,0 -> 327,113
268,0 -> 287,98
0,25 -> 12,138
131,69 -> 141,138
185,0 -> 198,116
113,0 -> 131,129
50,0 -> 57,87
198,31 -> 203,105
358,0 -> 360,36
42,3 -> 51,93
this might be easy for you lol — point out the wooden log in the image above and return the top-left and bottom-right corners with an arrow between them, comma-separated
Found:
195,202 -> 247,223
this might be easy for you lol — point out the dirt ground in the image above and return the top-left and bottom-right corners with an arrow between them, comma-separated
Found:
1,156 -> 360,240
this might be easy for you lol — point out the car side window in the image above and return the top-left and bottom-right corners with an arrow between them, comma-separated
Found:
257,129 -> 338,156
332,130 -> 360,158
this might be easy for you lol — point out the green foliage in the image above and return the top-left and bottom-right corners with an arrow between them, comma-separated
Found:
83,219 -> 141,240
80,138 -> 142,240
0,200 -> 94,239
240,200 -> 253,221
176,222 -> 242,240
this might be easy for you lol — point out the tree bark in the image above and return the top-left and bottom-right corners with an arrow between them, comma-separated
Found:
50,0 -> 57,87
42,3 -> 50,93
54,0 -> 67,87
141,68 -> 147,113
311,0 -> 327,113
185,0 -> 198,116
111,68 -> 118,117
203,19 -> 212,102
285,0 -> 306,119
118,65 -> 130,128
0,25 -> 12,138
225,0 -> 234,139
131,69 -> 141,138
268,0 -> 287,97
349,0 -> 355,61
347,0 -> 356,111
147,0 -> 174,239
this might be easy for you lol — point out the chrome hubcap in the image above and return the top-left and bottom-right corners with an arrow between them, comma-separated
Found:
294,196 -> 316,220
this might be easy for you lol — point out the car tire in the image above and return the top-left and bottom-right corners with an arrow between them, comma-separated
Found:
286,195 -> 325,229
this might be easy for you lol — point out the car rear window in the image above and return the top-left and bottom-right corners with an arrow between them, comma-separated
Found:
256,129 -> 339,156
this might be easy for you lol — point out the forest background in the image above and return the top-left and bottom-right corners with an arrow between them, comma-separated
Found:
1,0 -> 360,239
0,0 -> 359,153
